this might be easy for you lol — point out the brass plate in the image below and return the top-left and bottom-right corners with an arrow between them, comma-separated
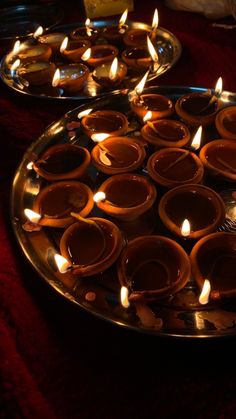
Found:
11,86 -> 236,338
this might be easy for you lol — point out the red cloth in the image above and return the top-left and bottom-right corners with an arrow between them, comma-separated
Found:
1,1 -> 236,418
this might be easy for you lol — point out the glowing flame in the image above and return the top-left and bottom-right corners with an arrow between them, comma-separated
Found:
85,18 -> 92,37
215,77 -> 223,96
147,36 -> 158,63
77,108 -> 93,119
26,161 -> 34,170
143,110 -> 152,123
11,59 -> 20,72
54,254 -> 71,274
91,133 -> 110,142
152,8 -> 159,31
135,70 -> 149,96
13,40 -> 21,55
33,26 -> 43,39
181,219 -> 190,237
199,279 -> 211,305
60,36 -> 68,53
93,191 -> 106,203
191,125 -> 202,150
52,69 -> 60,87
109,57 -> 118,80
120,286 -> 130,308
81,47 -> 91,61
119,8 -> 128,27
24,208 -> 41,223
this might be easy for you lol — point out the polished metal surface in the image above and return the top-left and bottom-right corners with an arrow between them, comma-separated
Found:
11,86 -> 236,338
0,20 -> 181,100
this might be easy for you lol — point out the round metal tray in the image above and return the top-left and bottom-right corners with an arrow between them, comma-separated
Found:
11,85 -> 236,338
0,20 -> 181,100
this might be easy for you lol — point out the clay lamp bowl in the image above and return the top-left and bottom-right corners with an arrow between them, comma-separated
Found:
95,173 -> 157,221
130,93 -> 174,121
53,63 -> 89,93
70,26 -> 100,43
121,47 -> 152,71
158,184 -> 225,240
141,119 -> 191,148
215,106 -> 236,140
61,39 -> 91,63
199,139 -> 236,182
18,44 -> 52,63
190,232 -> 236,300
32,180 -> 94,228
175,91 -> 221,127
102,24 -> 128,45
147,147 -> 204,189
82,44 -> 119,68
92,59 -> 127,88
91,136 -> 146,175
60,216 -> 123,277
81,110 -> 128,139
123,28 -> 155,47
38,32 -> 66,53
118,235 -> 191,302
33,144 -> 91,181
18,61 -> 56,85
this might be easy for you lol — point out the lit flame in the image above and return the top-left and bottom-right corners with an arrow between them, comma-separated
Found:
119,8 -> 128,27
109,57 -> 118,80
135,70 -> 149,96
181,219 -> 190,237
152,8 -> 159,31
11,59 -> 20,72
54,254 -> 71,274
60,36 -> 68,53
33,26 -> 43,39
26,161 -> 34,170
13,40 -> 21,55
93,191 -> 106,203
199,279 -> 211,305
85,18 -> 92,37
147,36 -> 158,63
81,47 -> 91,61
91,133 -> 110,142
191,125 -> 202,150
52,69 -> 60,87
120,286 -> 130,308
215,77 -> 223,96
143,110 -> 152,123
24,208 -> 41,223
77,108 -> 93,119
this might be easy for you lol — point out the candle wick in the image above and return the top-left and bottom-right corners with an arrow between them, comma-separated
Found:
195,94 -> 217,115
98,143 -> 124,164
162,152 -> 190,173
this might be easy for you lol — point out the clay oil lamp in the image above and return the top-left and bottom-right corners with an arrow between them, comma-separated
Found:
122,47 -> 152,71
17,43 -> 52,63
91,135 -> 146,175
38,32 -> 66,53
18,60 -> 56,85
175,77 -> 223,126
131,91 -> 174,121
52,64 -> 89,93
58,216 -> 123,277
199,139 -> 236,182
81,44 -> 119,68
33,144 -> 90,181
158,184 -> 225,240
118,235 -> 191,302
92,57 -> 127,88
215,106 -> 236,140
94,173 -> 157,221
102,9 -> 128,45
31,180 -> 94,228
147,147 -> 204,189
81,110 -> 128,139
70,18 -> 100,43
141,118 -> 191,148
123,8 -> 158,47
190,232 -> 236,300
59,36 -> 91,63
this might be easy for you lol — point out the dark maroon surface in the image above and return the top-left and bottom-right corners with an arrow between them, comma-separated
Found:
1,1 -> 236,418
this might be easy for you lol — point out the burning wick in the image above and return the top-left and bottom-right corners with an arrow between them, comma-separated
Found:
77,108 -> 93,119
120,286 -> 130,308
24,208 -> 41,224
54,254 -> 71,274
134,70 -> 150,98
152,8 -> 159,33
60,36 -> 68,53
109,57 -> 118,80
119,8 -> 128,33
91,133 -> 110,143
85,18 -> 93,37
191,125 -> 202,151
81,47 -> 91,62
33,26 -> 43,39
93,191 -> 106,203
199,279 -> 211,305
147,36 -> 159,73
52,68 -> 60,87
181,219 -> 190,237
199,77 -> 223,114
143,110 -> 152,123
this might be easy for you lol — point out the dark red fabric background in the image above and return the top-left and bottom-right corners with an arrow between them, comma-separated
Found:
1,1 -> 236,418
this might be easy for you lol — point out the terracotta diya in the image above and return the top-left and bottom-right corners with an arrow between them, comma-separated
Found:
147,147 -> 204,188
199,139 -> 236,182
175,91 -> 221,126
121,47 -> 152,71
141,119 -> 191,148
118,235 -> 191,302
18,44 -> 52,63
123,28 -> 155,47
33,181 -> 94,228
60,217 -> 123,277
53,64 -> 89,93
82,45 -> 119,68
70,24 -> 100,43
95,173 -> 157,221
81,110 -> 128,138
102,9 -> 128,45
92,59 -> 127,88
158,184 -> 225,240
91,136 -> 146,174
130,93 -> 174,121
215,106 -> 236,140
18,61 -> 56,85
33,144 -> 91,181
60,39 -> 91,63
38,32 -> 66,53
190,232 -> 236,300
